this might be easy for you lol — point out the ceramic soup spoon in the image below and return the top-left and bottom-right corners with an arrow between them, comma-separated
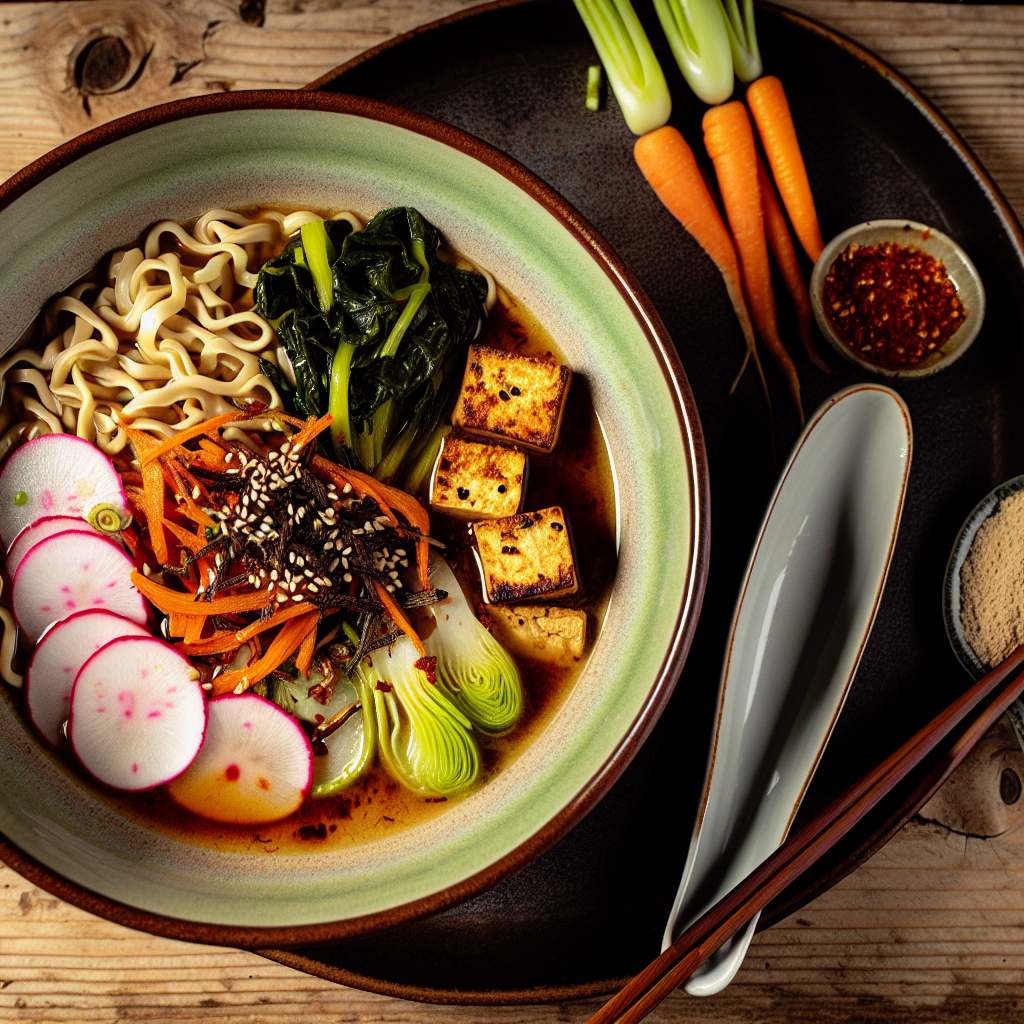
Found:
664,384 -> 912,994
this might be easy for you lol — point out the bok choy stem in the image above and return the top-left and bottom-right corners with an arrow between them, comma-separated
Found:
653,0 -> 735,105
299,220 -> 337,313
720,0 -> 761,82
572,0 -> 671,135
329,340 -> 356,452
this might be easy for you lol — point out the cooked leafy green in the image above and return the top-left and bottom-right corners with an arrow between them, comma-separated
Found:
254,207 -> 487,481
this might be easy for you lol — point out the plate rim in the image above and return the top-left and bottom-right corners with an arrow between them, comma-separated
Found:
0,89 -> 711,949
275,0 -> 1024,1005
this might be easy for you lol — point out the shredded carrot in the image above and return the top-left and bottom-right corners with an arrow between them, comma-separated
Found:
634,126 -> 770,407
183,614 -> 206,646
746,76 -> 824,263
756,152 -> 828,373
374,580 -> 425,658
286,412 -> 333,455
131,569 -> 272,616
211,612 -> 318,696
703,101 -> 803,424
163,459 -> 215,529
162,518 -> 206,555
176,600 -> 318,656
123,426 -> 170,564
373,478 -> 431,590
311,457 -> 397,526
139,411 -> 242,466
295,620 -> 318,677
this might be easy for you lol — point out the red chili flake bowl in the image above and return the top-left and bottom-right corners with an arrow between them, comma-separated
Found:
810,220 -> 985,378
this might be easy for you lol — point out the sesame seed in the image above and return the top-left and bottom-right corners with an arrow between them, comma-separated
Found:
386,584 -> 394,592
304,569 -> 314,578
376,515 -> 391,525
329,559 -> 340,572
270,570 -> 279,580
308,583 -> 319,593
400,559 -> 409,568
389,570 -> 399,579
352,528 -> 363,535
396,549 -> 406,557
288,553 -> 295,564
296,556 -> 305,567
248,575 -> 256,585
191,486 -> 200,499
276,593 -> 288,603
226,467 -> 239,475
142,563 -> 152,577
374,521 -> 385,531
289,582 -> 297,592
281,442 -> 290,454
394,580 -> 403,589
224,452 -> 234,463
342,558 -> 349,570
324,542 -> 334,551
343,483 -> 352,494
342,546 -> 352,555
343,572 -> 352,582
284,475 -> 295,484
292,594 -> 304,602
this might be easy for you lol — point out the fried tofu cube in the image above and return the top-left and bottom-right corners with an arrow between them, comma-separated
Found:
489,605 -> 587,667
429,434 -> 526,521
452,344 -> 572,453
472,506 -> 577,603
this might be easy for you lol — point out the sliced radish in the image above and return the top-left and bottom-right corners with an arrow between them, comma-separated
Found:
0,433 -> 126,547
68,636 -> 206,791
12,530 -> 147,641
7,516 -> 102,578
167,694 -> 313,825
26,610 -> 151,747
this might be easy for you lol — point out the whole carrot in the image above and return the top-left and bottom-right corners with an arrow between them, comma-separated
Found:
747,75 -> 824,262
703,101 -> 803,423
756,151 -> 828,372
634,126 -> 769,404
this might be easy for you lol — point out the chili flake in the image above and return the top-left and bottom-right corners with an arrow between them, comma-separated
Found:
822,241 -> 965,370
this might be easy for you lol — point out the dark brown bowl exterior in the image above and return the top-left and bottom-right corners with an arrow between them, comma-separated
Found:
0,91 -> 710,949
253,0 -> 1024,1004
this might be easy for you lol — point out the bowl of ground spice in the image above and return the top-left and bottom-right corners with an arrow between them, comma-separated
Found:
944,475 -> 1024,678
811,220 -> 985,378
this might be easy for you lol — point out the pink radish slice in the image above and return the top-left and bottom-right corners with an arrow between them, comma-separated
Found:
166,694 -> 313,825
26,610 -> 152,747
68,636 -> 206,791
7,516 -> 103,579
0,433 -> 125,548
12,530 -> 147,642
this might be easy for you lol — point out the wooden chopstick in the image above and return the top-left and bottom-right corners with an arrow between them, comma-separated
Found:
587,643 -> 1024,1024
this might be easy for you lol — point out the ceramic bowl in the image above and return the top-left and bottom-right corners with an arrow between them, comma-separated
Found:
0,92 -> 708,945
810,220 -> 985,378
942,475 -> 1024,681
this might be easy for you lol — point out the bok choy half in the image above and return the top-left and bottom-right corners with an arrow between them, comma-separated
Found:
254,207 -> 487,486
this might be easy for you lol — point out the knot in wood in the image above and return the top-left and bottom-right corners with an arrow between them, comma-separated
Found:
75,36 -> 132,96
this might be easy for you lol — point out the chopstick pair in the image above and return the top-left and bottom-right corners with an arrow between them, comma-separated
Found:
586,643 -> 1024,1024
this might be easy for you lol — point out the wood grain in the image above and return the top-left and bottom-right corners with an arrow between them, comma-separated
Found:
1,1 -> 1024,1021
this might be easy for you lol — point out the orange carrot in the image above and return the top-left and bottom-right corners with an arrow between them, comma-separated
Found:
286,412 -> 334,455
634,126 -> 769,404
295,620 -> 318,677
746,76 -> 824,263
139,411 -> 242,466
162,518 -> 207,555
211,612 -> 318,696
131,569 -> 272,616
703,101 -> 803,424
123,426 -> 170,564
756,152 -> 828,373
374,580 -> 425,658
176,601 -> 315,656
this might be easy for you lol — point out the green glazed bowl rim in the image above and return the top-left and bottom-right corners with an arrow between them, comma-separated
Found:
0,90 -> 709,948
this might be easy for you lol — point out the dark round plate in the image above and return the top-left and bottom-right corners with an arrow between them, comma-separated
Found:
260,0 -> 1024,1003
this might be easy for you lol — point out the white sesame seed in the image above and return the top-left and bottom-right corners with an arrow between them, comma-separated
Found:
324,542 -> 334,551
248,575 -> 256,585
308,583 -> 319,593
400,559 -> 409,568
276,593 -> 288,603
343,572 -> 352,582
284,475 -> 295,484
389,570 -> 399,580
304,569 -> 314,578
292,594 -> 304,602
289,582 -> 297,592
396,549 -> 406,557
386,584 -> 394,593
394,579 -> 403,589
296,556 -> 305,567
374,521 -> 385,531
270,570 -> 279,580
226,467 -> 239,475
352,528 -> 363,535
342,546 -> 352,556
191,486 -> 200,500
342,557 -> 349,570
281,442 -> 290,454
329,559 -> 340,572
288,553 -> 295,563
142,563 -> 152,577
343,483 -> 352,494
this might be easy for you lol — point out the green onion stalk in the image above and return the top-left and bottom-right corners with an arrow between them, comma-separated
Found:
653,0 -> 735,105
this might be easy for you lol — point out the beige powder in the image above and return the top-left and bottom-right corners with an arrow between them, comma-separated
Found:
961,490 -> 1024,666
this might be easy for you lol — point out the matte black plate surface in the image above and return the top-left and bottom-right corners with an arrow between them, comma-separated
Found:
263,0 -> 1024,1002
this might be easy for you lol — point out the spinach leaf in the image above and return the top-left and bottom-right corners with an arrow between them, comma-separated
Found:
254,207 -> 486,479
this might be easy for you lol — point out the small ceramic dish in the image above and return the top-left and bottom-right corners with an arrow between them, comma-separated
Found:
810,220 -> 985,379
663,384 -> 912,995
0,92 -> 709,946
942,474 -> 1024,681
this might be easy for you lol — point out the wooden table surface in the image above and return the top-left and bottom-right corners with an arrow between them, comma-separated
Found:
3,1 -> 1024,1021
